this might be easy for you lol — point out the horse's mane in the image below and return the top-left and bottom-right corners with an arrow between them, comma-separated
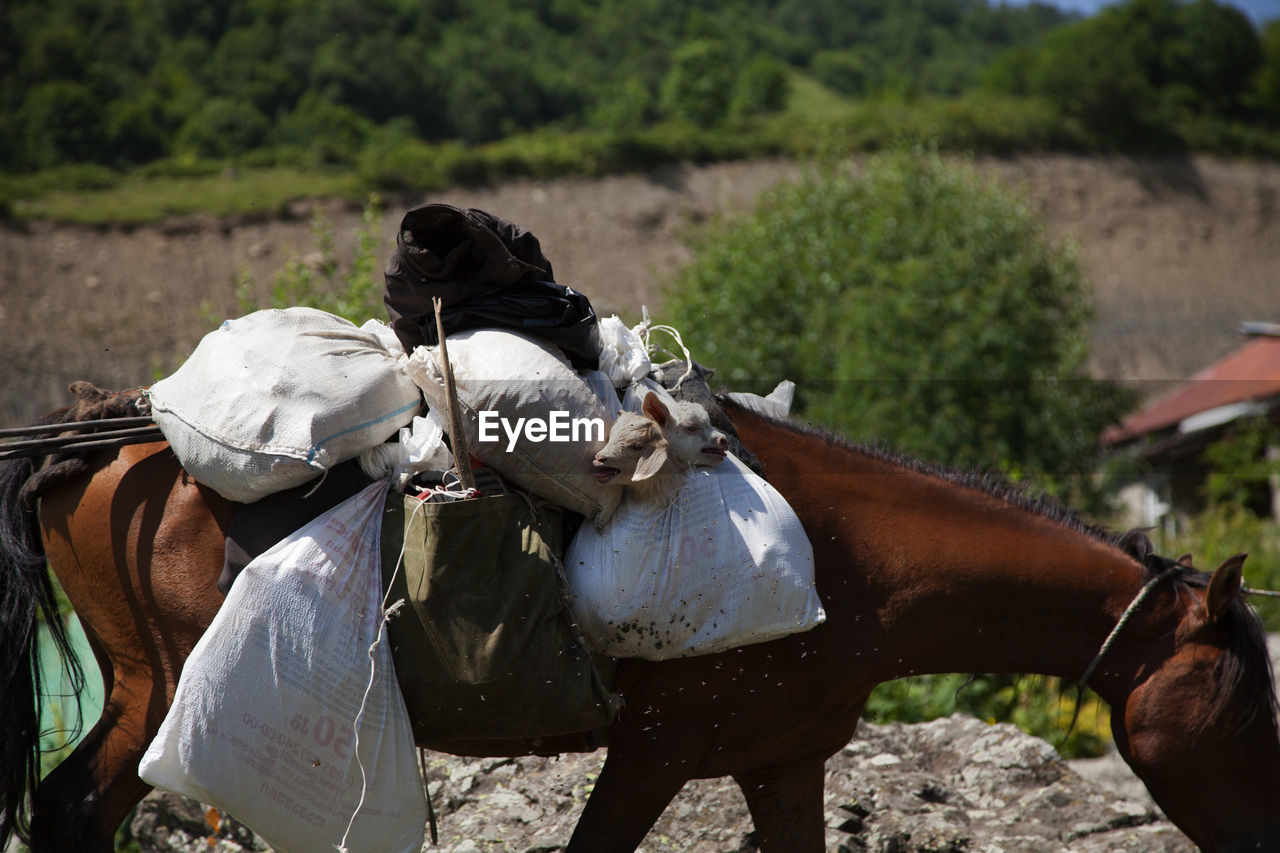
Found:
720,397 -> 1280,732
15,382 -> 149,508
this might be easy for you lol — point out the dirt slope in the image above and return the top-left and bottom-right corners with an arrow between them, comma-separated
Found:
3,153 -> 1279,427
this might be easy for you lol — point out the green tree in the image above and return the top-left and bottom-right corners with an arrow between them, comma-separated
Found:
175,97 -> 270,158
1201,418 -> 1280,513
1021,10 -> 1170,146
660,39 -> 735,126
666,148 -> 1131,489
730,53 -> 790,117
810,49 -> 873,97
15,81 -> 105,169
588,76 -> 653,131
105,94 -> 169,165
1169,0 -> 1263,114
272,92 -> 373,165
1249,20 -> 1280,121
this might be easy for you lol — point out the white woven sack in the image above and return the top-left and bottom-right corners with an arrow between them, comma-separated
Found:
139,479 -> 427,853
404,328 -> 618,522
564,453 -> 826,660
148,308 -> 422,503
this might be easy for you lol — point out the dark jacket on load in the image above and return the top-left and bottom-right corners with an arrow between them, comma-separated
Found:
384,203 -> 602,370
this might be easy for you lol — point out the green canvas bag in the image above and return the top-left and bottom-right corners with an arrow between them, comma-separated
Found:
380,491 -> 621,741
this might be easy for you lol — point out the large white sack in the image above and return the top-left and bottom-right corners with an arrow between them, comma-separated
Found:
139,479 -> 427,853
148,308 -> 422,503
564,453 -> 826,660
404,328 -> 618,521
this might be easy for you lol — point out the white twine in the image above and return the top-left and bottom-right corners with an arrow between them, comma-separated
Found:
337,490 -> 429,853
637,307 -> 695,390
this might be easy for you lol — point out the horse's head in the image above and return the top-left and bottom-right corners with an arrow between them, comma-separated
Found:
1111,552 -> 1280,852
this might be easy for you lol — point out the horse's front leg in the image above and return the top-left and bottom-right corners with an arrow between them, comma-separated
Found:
733,755 -> 828,852
565,741 -> 695,852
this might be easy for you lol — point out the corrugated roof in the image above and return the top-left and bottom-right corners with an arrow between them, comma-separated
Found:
1103,336 -> 1280,445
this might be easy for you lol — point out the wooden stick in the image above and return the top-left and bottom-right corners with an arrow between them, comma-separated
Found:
433,297 -> 477,491
0,429 -> 166,462
1,424 -> 163,453
0,416 -> 155,438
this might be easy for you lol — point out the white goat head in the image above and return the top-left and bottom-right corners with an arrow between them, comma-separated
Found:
592,393 -> 729,502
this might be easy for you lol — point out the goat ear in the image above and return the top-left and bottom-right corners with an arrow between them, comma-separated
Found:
1205,553 -> 1247,624
642,392 -> 671,427
632,443 -> 668,482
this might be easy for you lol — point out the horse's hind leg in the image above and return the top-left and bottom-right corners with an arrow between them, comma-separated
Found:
32,688 -> 156,852
733,756 -> 827,852
34,444 -> 235,850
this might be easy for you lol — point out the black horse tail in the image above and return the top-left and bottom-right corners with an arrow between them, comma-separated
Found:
0,453 -> 84,849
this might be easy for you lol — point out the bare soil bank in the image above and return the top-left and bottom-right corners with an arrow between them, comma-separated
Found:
3,154 -> 1278,427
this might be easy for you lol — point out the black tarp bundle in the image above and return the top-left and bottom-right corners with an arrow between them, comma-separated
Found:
383,203 -> 602,370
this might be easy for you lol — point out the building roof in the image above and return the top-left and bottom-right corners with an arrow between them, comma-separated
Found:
1102,335 -> 1280,446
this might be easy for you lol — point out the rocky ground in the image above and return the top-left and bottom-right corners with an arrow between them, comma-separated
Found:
129,714 -> 1195,853
119,625 -> 1280,852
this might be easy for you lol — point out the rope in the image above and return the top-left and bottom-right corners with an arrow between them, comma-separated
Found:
637,307 -> 694,390
1064,565 -> 1186,739
1077,566 -> 1186,691
1243,586 -> 1280,598
338,487 -> 426,852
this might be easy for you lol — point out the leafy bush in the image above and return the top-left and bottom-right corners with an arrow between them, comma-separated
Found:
272,93 -> 374,166
660,39 -> 735,127
1170,0 -> 1264,114
1022,12 -> 1173,148
666,146 -> 1131,491
1164,506 -> 1280,631
665,147 -> 1136,754
1247,20 -> 1280,121
864,674 -> 1110,758
811,49 -> 874,97
587,77 -> 653,132
1169,418 -> 1280,631
15,81 -> 105,170
730,54 -> 790,118
175,97 -> 270,159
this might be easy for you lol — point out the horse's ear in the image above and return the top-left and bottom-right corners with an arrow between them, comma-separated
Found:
1176,553 -> 1195,568
1206,553 -> 1247,624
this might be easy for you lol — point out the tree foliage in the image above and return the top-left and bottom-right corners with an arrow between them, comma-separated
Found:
0,0 -> 1075,173
984,0 -> 1272,147
666,148 -> 1132,489
2,0 -> 1274,176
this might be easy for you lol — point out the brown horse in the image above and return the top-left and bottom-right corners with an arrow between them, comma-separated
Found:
2,396 -> 1278,852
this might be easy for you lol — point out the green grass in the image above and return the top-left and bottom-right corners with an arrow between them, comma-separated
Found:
10,167 -> 362,225
4,85 -> 1276,227
783,70 -> 860,122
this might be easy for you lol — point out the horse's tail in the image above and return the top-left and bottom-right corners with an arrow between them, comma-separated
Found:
0,453 -> 85,849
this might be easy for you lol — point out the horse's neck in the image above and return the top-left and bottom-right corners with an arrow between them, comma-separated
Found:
860,483 -> 1141,685
735,411 -> 1155,702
